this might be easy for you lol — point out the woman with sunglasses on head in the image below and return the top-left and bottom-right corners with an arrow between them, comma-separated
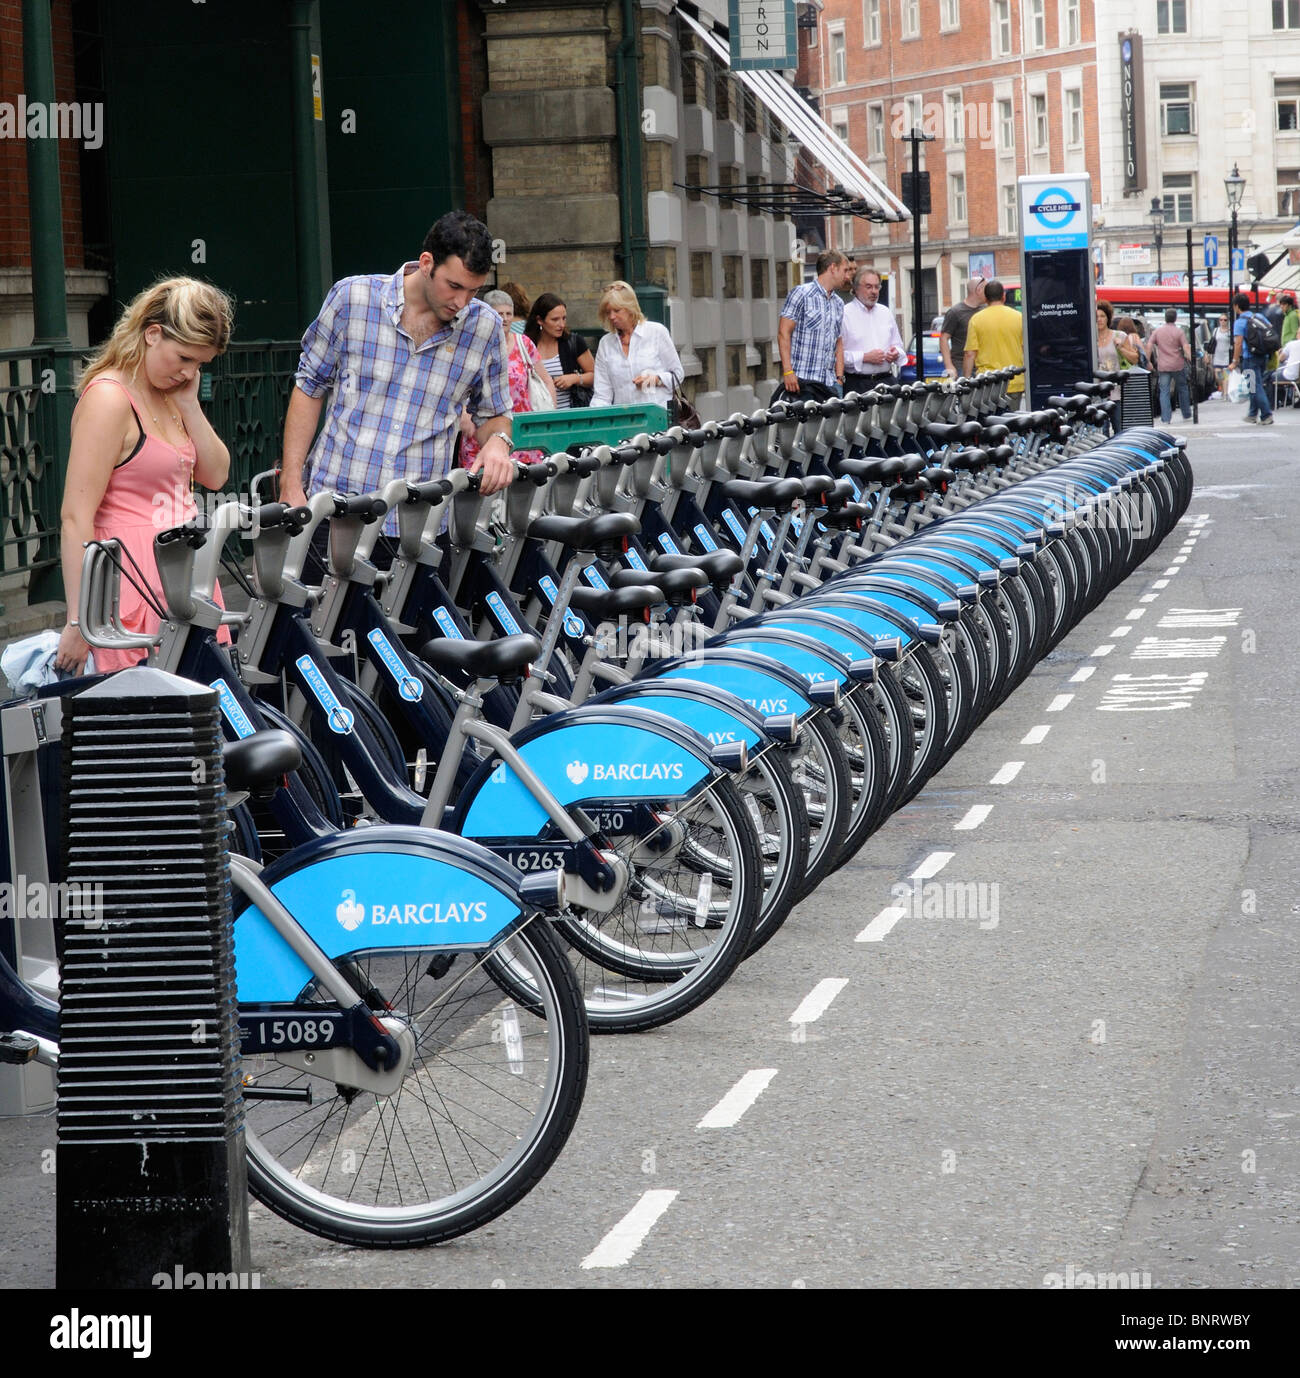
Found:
524,292 -> 595,409
55,276 -> 234,673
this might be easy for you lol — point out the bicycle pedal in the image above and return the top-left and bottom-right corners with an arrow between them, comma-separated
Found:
0,1034 -> 39,1065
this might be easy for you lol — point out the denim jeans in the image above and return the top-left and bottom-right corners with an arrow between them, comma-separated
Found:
1243,358 -> 1273,419
1156,367 -> 1191,422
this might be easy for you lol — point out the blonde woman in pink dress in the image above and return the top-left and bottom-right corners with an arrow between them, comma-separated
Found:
55,277 -> 234,673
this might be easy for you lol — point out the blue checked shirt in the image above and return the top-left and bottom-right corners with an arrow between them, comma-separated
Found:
780,280 -> 845,387
296,263 -> 512,502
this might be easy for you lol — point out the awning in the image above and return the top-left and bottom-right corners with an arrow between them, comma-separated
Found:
676,5 -> 910,223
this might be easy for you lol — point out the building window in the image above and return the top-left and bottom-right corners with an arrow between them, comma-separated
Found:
946,91 -> 965,145
993,0 -> 1013,56
1280,171 -> 1300,217
829,24 -> 847,84
750,258 -> 770,300
1162,172 -> 1195,223
1274,0 -> 1300,27
1157,0 -> 1188,32
836,216 -> 855,252
869,102 -> 886,156
1031,93 -> 1049,151
832,108 -> 850,145
1001,184 -> 1018,234
1065,88 -> 1083,147
1064,0 -> 1081,44
902,0 -> 921,39
1160,83 -> 1196,136
950,172 -> 967,224
691,252 -> 715,298
941,0 -> 961,30
864,0 -> 882,44
997,98 -> 1015,153
723,255 -> 745,299
1277,79 -> 1300,130
1029,0 -> 1046,48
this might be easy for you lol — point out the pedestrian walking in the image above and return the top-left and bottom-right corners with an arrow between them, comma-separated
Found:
841,266 -> 904,394
1211,314 -> 1233,395
278,210 -> 515,516
459,289 -> 553,468
939,275 -> 986,379
1148,307 -> 1193,423
1096,299 -> 1140,372
963,280 -> 1025,398
590,280 -> 683,409
525,292 -> 595,409
775,250 -> 851,401
1231,291 -> 1276,424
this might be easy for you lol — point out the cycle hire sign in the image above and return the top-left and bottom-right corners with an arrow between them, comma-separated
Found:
1018,173 -> 1096,411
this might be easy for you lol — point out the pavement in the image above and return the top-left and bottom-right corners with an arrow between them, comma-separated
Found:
2,403 -> 1297,1297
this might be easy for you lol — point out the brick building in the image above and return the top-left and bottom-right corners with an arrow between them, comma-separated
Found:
801,0 -> 1100,338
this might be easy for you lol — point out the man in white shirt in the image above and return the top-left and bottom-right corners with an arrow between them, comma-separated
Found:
841,267 -> 905,394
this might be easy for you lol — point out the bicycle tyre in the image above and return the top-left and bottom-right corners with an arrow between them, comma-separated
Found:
242,914 -> 588,1247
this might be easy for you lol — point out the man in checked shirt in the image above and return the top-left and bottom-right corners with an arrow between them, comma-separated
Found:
279,210 -> 516,512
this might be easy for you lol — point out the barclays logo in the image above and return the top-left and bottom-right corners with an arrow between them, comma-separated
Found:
336,889 -> 366,931
566,760 -> 590,785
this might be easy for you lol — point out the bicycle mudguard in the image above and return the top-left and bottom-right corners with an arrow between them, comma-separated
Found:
643,648 -> 818,720
799,595 -> 932,651
711,628 -> 860,691
455,704 -> 721,840
818,585 -> 951,639
751,611 -> 882,662
588,678 -> 773,751
232,826 -> 532,1003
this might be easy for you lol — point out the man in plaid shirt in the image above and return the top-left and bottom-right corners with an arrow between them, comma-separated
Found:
280,211 -> 515,511
776,249 -> 852,401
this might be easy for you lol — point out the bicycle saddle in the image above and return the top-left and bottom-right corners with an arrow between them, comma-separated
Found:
568,584 -> 663,619
720,477 -> 806,513
650,549 -> 745,587
528,511 -> 640,554
223,730 -> 303,796
420,632 -> 542,685
611,566 -> 708,606
921,420 -> 982,445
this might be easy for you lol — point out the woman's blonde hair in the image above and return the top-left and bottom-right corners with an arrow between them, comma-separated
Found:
79,277 -> 234,394
598,280 -> 644,331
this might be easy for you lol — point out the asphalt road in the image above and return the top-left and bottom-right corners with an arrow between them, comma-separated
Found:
3,401 -> 1297,1296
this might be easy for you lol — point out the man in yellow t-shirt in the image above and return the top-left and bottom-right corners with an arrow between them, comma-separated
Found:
963,280 -> 1025,396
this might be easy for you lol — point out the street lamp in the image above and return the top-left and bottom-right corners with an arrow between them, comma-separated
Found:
1225,163 -> 1246,308
1148,196 -> 1165,284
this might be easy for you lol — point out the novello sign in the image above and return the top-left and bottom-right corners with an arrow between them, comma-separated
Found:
1119,34 -> 1146,194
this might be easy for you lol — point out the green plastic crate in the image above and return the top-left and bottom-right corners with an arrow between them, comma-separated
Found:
513,403 -> 670,455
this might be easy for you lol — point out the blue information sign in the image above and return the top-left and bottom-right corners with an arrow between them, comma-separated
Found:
1203,234 -> 1218,268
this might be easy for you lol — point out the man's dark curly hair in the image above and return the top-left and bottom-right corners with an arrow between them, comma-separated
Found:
422,211 -> 494,275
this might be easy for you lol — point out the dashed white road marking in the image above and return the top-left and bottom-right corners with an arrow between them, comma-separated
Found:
788,979 -> 849,1026
1152,579 -> 1171,589
1021,724 -> 1051,745
698,1069 -> 779,1129
1126,608 -> 1147,620
582,1191 -> 679,1269
1091,644 -> 1115,657
911,850 -> 955,880
856,906 -> 907,943
1110,625 -> 1133,637
1070,666 -> 1096,683
1139,594 -> 1159,603
990,761 -> 1024,785
954,804 -> 994,830
1171,557 -> 1188,564
1047,694 -> 1074,712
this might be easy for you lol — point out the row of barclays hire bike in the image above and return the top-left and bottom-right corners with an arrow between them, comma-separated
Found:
0,364 -> 1191,1249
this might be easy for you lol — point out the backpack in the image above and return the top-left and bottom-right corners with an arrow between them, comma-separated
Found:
1244,312 -> 1280,357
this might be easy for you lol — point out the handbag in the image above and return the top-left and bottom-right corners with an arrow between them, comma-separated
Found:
559,334 -> 592,408
669,384 -> 701,430
514,335 -> 554,413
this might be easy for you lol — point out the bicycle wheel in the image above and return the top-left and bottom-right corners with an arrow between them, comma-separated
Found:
242,914 -> 588,1247
551,777 -> 762,1032
740,746 -> 811,956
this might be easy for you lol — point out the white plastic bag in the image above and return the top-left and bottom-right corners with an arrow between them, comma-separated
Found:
1226,368 -> 1249,404
1,630 -> 94,695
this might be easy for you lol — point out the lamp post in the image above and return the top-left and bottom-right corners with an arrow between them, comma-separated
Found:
1225,163 -> 1246,308
1148,196 -> 1165,284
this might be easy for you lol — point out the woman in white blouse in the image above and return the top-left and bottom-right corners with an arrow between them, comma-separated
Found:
591,280 -> 684,409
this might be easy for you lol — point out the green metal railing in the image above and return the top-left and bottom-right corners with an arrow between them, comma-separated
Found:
0,340 -> 300,611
